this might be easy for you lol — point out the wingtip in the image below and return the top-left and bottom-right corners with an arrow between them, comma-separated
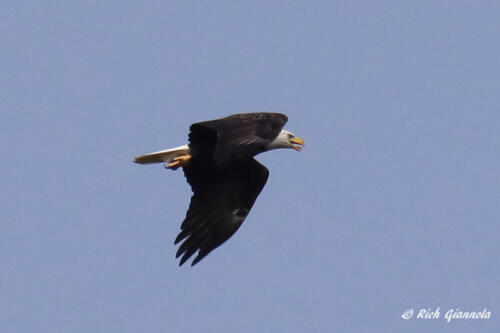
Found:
174,231 -> 188,245
175,247 -> 183,259
191,257 -> 201,266
178,256 -> 189,266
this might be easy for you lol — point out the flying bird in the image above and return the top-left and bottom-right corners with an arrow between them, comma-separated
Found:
134,112 -> 304,266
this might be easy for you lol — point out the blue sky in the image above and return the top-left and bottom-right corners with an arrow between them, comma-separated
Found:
1,1 -> 499,332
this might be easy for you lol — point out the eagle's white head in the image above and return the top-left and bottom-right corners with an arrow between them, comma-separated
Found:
268,129 -> 305,151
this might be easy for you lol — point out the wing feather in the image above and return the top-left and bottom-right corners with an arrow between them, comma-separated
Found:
176,158 -> 269,266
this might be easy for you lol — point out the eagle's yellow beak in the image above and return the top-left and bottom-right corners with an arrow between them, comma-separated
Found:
289,136 -> 305,151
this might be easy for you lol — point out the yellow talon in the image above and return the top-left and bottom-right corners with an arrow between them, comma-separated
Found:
167,155 -> 192,170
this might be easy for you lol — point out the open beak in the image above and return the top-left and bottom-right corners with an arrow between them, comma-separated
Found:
289,136 -> 305,151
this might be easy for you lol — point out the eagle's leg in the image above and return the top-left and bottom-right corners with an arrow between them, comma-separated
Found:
164,154 -> 192,170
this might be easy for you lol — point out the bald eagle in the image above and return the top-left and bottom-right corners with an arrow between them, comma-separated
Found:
134,113 -> 304,266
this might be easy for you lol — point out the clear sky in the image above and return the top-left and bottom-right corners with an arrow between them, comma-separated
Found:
1,1 -> 499,332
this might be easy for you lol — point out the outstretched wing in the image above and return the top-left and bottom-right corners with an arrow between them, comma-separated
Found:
189,112 -> 288,165
175,158 -> 269,266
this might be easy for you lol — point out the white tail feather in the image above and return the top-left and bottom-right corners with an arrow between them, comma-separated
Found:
134,144 -> 190,164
